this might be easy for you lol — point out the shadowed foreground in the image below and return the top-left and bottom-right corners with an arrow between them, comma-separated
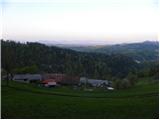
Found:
1,80 -> 159,119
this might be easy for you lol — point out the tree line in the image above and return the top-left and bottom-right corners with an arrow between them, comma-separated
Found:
1,40 -> 139,80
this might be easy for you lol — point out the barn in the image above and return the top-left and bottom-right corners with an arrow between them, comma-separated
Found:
80,77 -> 111,87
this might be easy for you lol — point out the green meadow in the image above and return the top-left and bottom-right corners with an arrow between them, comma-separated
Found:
1,78 -> 159,119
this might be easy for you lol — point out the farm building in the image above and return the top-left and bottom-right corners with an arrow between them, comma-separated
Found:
79,77 -> 111,87
42,73 -> 80,85
13,74 -> 42,83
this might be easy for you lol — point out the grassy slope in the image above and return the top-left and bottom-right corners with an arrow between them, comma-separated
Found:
1,79 -> 159,119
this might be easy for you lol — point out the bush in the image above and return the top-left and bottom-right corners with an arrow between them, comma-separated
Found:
113,79 -> 132,89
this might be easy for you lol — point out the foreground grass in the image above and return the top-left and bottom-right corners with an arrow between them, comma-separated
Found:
1,79 -> 159,119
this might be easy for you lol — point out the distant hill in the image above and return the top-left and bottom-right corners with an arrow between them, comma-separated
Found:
63,41 -> 159,62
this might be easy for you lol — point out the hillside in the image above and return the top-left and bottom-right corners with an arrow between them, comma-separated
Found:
1,40 -> 138,79
64,41 -> 159,62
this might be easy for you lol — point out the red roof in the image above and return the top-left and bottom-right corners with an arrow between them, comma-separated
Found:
41,79 -> 56,84
43,73 -> 66,82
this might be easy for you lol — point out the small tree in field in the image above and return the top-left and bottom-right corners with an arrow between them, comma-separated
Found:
127,72 -> 137,86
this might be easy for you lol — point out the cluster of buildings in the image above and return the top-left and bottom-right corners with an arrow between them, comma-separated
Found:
12,73 -> 113,89
13,73 -> 79,86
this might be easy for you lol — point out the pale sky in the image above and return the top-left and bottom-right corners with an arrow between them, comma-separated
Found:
0,0 -> 159,44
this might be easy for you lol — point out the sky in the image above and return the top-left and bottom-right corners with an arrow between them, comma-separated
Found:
0,0 -> 159,45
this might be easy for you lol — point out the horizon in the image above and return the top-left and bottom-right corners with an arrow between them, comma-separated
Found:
1,0 -> 158,44
2,39 -> 158,46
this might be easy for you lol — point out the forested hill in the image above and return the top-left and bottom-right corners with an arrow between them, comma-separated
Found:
64,41 -> 159,62
1,40 -> 138,79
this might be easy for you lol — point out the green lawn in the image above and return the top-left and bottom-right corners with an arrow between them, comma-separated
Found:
1,79 -> 159,119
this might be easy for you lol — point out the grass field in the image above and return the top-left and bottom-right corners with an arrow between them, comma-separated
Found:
1,78 -> 159,119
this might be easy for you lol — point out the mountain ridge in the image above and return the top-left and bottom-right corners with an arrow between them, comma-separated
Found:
59,40 -> 159,62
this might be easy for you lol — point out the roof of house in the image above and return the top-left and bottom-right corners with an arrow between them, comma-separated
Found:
28,74 -> 42,80
89,79 -> 108,83
13,74 -> 42,81
80,78 -> 108,86
13,74 -> 28,80
41,79 -> 56,84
